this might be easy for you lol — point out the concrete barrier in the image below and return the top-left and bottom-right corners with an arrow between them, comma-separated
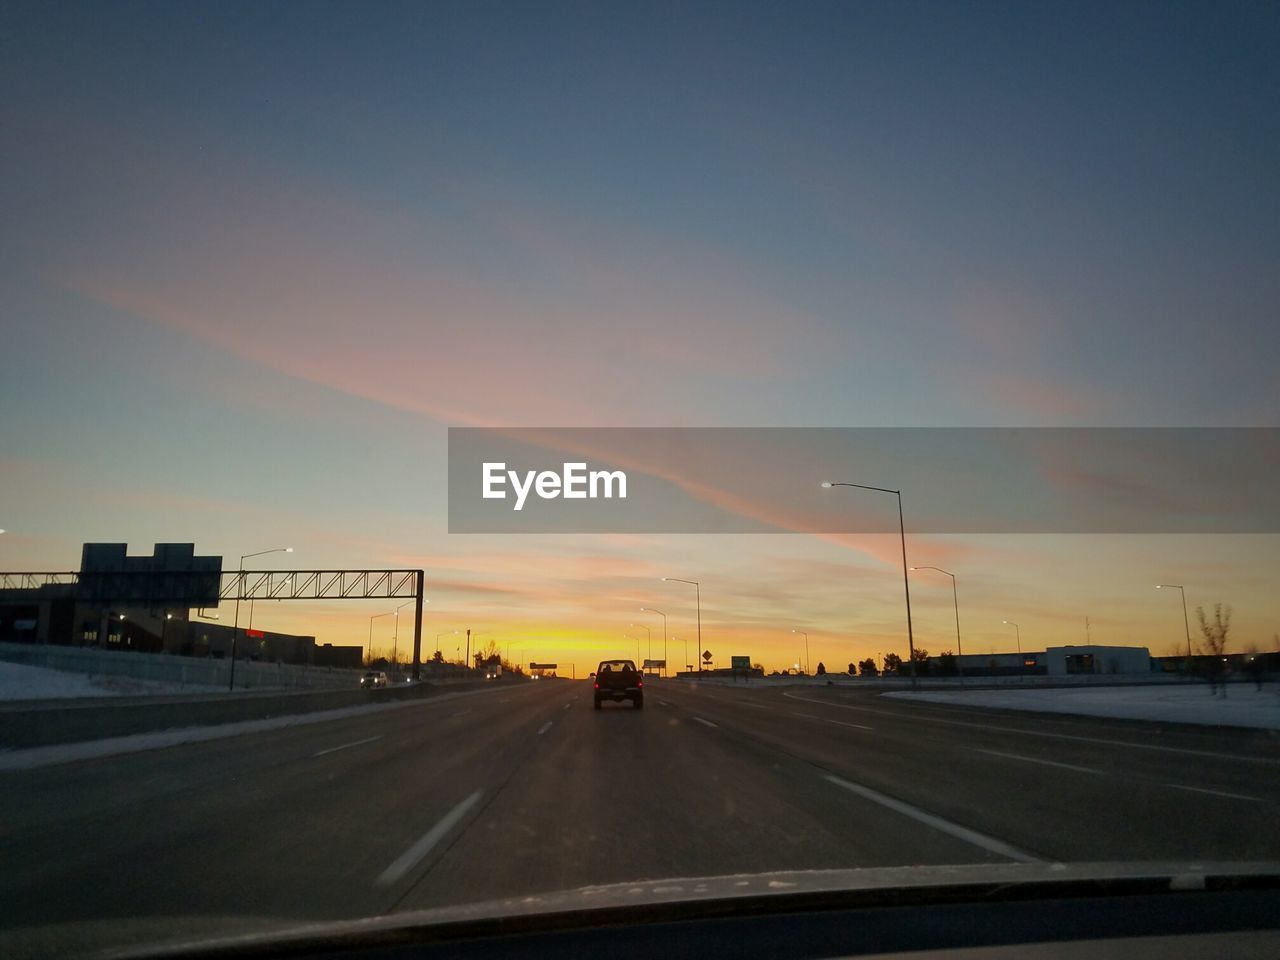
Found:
0,676 -> 514,750
0,641 -> 361,690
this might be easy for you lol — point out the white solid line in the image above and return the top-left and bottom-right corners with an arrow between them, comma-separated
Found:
968,747 -> 1101,775
693,717 -> 718,728
376,789 -> 483,887
311,735 -> 383,758
537,721 -> 552,735
782,692 -> 1278,766
1159,782 -> 1262,802
824,775 -> 1040,863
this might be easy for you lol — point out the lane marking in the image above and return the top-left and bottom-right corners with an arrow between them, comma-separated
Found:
782,692 -> 1279,766
376,789 -> 483,887
792,712 -> 821,719
311,735 -> 383,758
450,709 -> 471,718
693,717 -> 718,728
563,702 -> 572,710
657,700 -> 671,707
968,747 -> 1101,775
1159,782 -> 1262,803
537,721 -> 552,735
824,775 -> 1040,863
824,718 -> 874,731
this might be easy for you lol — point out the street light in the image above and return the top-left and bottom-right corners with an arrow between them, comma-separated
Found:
641,607 -> 668,677
392,598 -> 426,667
631,622 -> 651,664
662,577 -> 701,673
626,633 -> 641,663
823,482 -> 916,681
230,547 -> 293,691
1003,620 -> 1023,681
369,611 -> 393,662
1156,584 -> 1193,665
792,629 -> 810,675
912,566 -> 963,681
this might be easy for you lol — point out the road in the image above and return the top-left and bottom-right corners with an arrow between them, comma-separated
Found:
3,677 -> 1279,952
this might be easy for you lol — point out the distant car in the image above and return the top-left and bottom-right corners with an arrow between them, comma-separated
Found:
361,671 -> 388,688
593,659 -> 643,709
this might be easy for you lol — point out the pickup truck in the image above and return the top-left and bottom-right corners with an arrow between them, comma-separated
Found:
593,659 -> 643,709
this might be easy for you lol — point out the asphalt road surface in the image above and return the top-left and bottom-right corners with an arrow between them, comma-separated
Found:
3,677 -> 1279,952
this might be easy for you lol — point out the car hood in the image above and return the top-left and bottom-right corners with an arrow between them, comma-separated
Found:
88,861 -> 1280,959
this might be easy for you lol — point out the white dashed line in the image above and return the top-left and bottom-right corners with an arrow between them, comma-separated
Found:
537,721 -> 552,735
824,775 -> 1040,863
1159,782 -> 1262,802
968,747 -> 1101,775
450,709 -> 471,718
311,735 -> 383,758
693,717 -> 718,728
824,718 -> 874,731
376,789 -> 483,887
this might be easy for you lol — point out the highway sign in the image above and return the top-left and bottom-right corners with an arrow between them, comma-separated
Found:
528,662 -> 558,669
643,659 -> 666,668
731,656 -> 750,670
702,650 -> 712,662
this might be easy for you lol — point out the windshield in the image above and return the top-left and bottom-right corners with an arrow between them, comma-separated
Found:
599,661 -> 637,673
2,2 -> 1278,957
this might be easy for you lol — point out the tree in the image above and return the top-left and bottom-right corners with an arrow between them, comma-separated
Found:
1196,603 -> 1232,697
909,647 -> 930,676
937,650 -> 958,677
431,649 -> 444,663
883,652 -> 903,675
815,661 -> 827,675
847,662 -> 857,676
858,658 -> 878,677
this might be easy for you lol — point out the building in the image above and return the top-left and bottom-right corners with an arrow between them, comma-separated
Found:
0,542 -> 332,667
952,645 -> 1152,677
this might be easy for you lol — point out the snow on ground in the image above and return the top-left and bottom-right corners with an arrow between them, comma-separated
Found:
0,660 -> 224,700
885,683 -> 1280,730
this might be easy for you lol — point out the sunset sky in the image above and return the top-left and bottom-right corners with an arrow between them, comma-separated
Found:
3,1 -> 1278,673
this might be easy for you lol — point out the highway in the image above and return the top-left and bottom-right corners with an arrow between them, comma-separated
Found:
3,677 -> 1279,953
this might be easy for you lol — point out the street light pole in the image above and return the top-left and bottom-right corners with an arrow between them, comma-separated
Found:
368,611 -> 393,663
1003,620 -> 1022,680
823,482 -> 916,682
662,577 -> 701,673
912,566 -> 963,680
392,599 -> 416,668
230,546 -> 293,691
641,607 -> 668,677
792,629 -> 810,675
1156,584 -> 1193,666
631,623 -> 651,663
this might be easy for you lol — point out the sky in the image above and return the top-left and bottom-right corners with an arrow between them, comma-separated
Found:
2,1 -> 1278,673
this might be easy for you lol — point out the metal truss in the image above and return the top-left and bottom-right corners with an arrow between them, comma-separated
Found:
219,569 -> 421,602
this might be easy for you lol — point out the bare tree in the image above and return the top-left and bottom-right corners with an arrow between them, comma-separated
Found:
1196,603 -> 1232,697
